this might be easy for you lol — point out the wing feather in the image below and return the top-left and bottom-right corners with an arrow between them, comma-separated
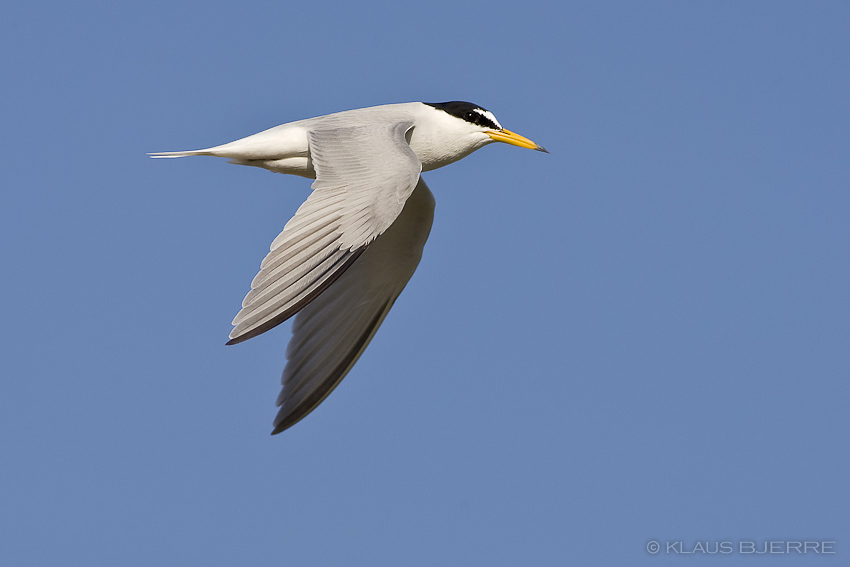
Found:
271,179 -> 435,433
227,120 -> 421,346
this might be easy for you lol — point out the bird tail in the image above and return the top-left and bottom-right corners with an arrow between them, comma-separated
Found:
148,149 -> 215,158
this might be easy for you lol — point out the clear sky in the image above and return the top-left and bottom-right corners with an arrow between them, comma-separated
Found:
2,1 -> 848,565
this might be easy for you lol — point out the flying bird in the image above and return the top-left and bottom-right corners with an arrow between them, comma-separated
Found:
151,101 -> 547,433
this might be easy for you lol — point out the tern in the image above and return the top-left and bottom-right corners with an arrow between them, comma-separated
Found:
151,101 -> 547,433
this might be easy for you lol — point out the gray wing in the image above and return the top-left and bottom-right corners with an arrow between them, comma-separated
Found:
228,121 -> 421,344
272,179 -> 435,433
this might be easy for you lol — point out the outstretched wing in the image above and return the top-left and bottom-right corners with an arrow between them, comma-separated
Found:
228,121 -> 421,344
272,179 -> 435,433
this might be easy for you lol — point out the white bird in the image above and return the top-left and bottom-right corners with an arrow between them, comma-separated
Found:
151,101 -> 547,434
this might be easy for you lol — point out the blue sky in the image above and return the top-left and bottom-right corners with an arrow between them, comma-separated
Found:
2,1 -> 848,565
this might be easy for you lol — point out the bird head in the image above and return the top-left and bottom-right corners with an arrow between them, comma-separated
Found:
424,101 -> 548,153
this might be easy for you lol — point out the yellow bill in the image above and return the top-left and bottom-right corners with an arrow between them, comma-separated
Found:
486,128 -> 549,153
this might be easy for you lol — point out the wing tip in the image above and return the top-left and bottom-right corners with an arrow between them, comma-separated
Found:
227,246 -> 368,344
271,413 -> 303,435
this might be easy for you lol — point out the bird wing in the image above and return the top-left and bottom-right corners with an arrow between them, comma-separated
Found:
272,178 -> 435,433
227,121 -> 421,344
